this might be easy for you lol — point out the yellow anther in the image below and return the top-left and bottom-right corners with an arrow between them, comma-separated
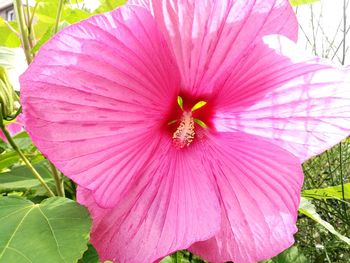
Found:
191,101 -> 207,111
177,96 -> 183,110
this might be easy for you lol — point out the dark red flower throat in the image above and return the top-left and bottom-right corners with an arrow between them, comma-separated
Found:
166,92 -> 214,149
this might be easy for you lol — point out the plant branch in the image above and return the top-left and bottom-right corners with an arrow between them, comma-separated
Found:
0,111 -> 54,197
28,2 -> 38,29
13,0 -> 32,64
342,0 -> 348,65
54,0 -> 65,34
4,20 -> 19,35
49,161 -> 65,197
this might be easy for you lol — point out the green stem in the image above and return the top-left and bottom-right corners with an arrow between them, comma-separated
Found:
49,162 -> 65,197
54,0 -> 65,34
0,127 -> 55,197
342,0 -> 347,65
25,0 -> 34,50
13,0 -> 32,64
0,110 -> 55,197
28,2 -> 38,29
339,143 -> 349,221
4,20 -> 18,35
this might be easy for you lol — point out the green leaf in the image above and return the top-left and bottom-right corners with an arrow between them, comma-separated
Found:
160,256 -> 173,263
302,184 -> 350,200
270,246 -> 309,263
78,244 -> 99,263
161,251 -> 205,263
261,246 -> 309,262
35,1 -> 90,25
299,197 -> 350,245
0,151 -> 20,171
289,0 -> 320,6
260,246 -> 310,263
63,9 -> 91,24
0,196 -> 92,263
172,251 -> 183,263
0,160 -> 54,194
31,26 -> 53,54
0,18 -> 20,48
33,1 -> 91,42
94,0 -> 126,13
12,132 -> 34,151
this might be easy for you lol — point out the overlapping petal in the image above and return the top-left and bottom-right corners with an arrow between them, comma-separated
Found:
77,137 -> 220,263
20,5 -> 180,207
129,0 -> 297,94
189,132 -> 303,263
214,35 -> 350,162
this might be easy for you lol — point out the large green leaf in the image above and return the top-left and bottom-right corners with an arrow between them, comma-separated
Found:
0,197 -> 91,263
299,198 -> 350,245
289,0 -> 320,6
302,184 -> 350,200
0,161 -> 54,194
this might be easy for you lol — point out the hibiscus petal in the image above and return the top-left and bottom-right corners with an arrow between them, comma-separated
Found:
20,5 -> 180,207
129,0 -> 297,94
189,132 -> 303,263
214,35 -> 350,162
77,137 -> 220,263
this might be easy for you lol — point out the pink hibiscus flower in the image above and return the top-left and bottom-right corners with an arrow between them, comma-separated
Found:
20,0 -> 350,262
0,114 -> 24,142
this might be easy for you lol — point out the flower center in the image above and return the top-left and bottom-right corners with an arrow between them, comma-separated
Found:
168,96 -> 209,149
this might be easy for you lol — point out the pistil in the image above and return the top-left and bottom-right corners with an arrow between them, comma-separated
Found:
172,111 -> 195,148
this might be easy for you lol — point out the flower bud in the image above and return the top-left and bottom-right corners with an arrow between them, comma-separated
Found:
0,66 -> 18,120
